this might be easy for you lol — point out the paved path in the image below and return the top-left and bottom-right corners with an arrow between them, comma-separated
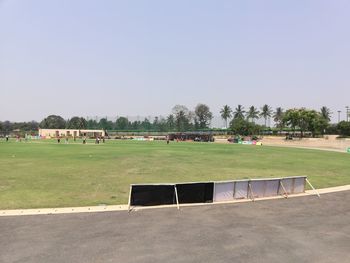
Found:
1,191 -> 349,263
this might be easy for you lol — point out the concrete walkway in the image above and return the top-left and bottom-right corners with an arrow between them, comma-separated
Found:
1,190 -> 349,263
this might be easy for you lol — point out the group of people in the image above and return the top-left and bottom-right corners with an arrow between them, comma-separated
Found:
56,136 -> 72,144
56,136 -> 105,144
2,135 -> 19,142
166,136 -> 180,144
95,136 -> 105,144
3,135 -> 31,142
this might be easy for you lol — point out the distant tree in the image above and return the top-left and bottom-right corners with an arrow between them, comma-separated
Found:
220,105 -> 232,129
273,107 -> 284,130
2,121 -> 12,133
130,120 -> 141,130
309,113 -> 328,136
246,106 -> 259,123
0,121 -> 39,133
229,118 -> 261,136
172,105 -> 191,132
115,117 -> 129,130
260,104 -> 273,127
87,119 -> 98,129
12,121 -> 39,132
98,118 -> 113,130
157,117 -> 168,132
66,117 -> 87,129
283,108 -> 326,137
297,109 -> 313,137
175,111 -> 190,132
29,121 -> 39,131
325,123 -> 339,135
166,114 -> 175,131
320,106 -> 332,122
233,105 -> 245,120
337,121 -> 350,136
283,109 -> 299,134
152,116 -> 160,131
39,115 -> 66,129
194,103 -> 213,129
172,105 -> 189,116
141,118 -> 152,130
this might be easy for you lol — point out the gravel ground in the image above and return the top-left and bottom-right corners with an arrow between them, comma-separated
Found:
0,191 -> 349,263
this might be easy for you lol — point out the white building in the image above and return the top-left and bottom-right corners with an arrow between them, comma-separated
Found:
38,129 -> 105,138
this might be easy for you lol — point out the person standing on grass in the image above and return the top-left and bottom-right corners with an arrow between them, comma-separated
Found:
83,136 -> 86,144
5,135 -> 9,142
57,136 -> 60,143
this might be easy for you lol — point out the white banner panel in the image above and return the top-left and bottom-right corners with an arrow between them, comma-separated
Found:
264,179 -> 280,197
214,182 -> 234,202
234,181 -> 249,199
250,180 -> 266,198
279,178 -> 294,194
293,177 -> 306,193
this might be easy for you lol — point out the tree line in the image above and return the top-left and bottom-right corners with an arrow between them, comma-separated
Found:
0,121 -> 39,133
37,104 -> 213,132
221,104 -> 349,137
1,104 -> 350,137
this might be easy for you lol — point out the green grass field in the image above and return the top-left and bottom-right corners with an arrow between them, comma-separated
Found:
0,139 -> 349,209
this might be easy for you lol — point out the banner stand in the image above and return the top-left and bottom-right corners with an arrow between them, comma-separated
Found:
174,185 -> 180,210
306,178 -> 320,198
279,181 -> 288,198
128,176 -> 312,210
248,182 -> 255,202
127,185 -> 132,212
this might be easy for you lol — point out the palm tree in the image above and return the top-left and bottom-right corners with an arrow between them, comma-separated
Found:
246,106 -> 259,123
273,107 -> 284,130
260,104 -> 273,127
220,105 -> 232,129
320,106 -> 332,122
233,105 -> 245,120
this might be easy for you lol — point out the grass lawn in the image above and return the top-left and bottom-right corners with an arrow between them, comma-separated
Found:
0,139 -> 349,209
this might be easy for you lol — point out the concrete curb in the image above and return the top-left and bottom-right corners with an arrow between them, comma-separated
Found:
1,185 -> 350,217
0,205 -> 128,217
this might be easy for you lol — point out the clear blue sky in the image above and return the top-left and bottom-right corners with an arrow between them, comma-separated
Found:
0,0 -> 349,122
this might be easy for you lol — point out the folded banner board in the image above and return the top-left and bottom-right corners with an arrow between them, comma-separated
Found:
214,182 -> 235,202
130,185 -> 176,206
176,183 -> 214,204
129,176 -> 307,207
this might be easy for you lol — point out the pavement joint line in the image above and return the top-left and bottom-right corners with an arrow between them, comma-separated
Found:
1,185 -> 349,217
